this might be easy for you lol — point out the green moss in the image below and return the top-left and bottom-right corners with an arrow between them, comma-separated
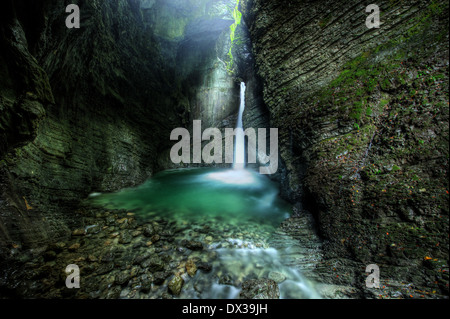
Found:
312,0 -> 449,133
350,101 -> 364,121
226,0 -> 242,74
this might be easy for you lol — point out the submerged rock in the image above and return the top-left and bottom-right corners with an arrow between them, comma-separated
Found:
197,262 -> 212,273
119,231 -> 133,244
140,274 -> 154,293
239,279 -> 280,299
218,274 -> 233,285
145,256 -> 165,272
168,275 -> 184,296
182,240 -> 203,251
72,229 -> 85,236
153,271 -> 169,285
268,271 -> 286,283
114,272 -> 131,286
143,224 -> 156,237
185,259 -> 197,277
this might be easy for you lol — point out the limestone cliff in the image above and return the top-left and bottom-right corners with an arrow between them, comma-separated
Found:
242,0 -> 449,295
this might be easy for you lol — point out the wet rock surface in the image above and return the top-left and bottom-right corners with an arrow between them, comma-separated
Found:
0,207 -> 301,299
243,0 -> 449,298
0,0 -> 448,301
239,279 -> 280,299
1,205 -> 445,299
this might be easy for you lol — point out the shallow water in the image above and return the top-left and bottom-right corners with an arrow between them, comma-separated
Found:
88,168 -> 321,299
89,168 -> 290,228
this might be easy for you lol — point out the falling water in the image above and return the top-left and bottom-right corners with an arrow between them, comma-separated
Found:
233,82 -> 246,170
86,81 -> 322,299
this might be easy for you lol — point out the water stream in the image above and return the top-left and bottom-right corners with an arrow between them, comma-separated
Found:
87,82 -> 321,299
233,82 -> 246,170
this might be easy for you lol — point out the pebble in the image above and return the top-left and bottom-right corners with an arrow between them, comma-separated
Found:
197,262 -> 212,273
132,230 -> 142,237
143,224 -> 156,237
204,236 -> 213,243
185,259 -> 197,277
86,225 -> 101,235
72,229 -> 85,236
115,272 -> 131,286
182,240 -> 203,251
68,243 -> 80,251
168,275 -> 184,296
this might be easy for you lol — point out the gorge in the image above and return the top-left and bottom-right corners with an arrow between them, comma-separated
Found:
0,0 -> 448,300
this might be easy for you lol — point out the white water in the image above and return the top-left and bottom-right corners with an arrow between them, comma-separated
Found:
177,245 -> 322,299
233,82 -> 246,170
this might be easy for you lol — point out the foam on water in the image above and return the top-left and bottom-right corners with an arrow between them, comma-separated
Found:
87,167 -> 322,299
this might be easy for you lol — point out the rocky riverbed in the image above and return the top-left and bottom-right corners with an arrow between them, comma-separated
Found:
0,205 -> 313,299
1,204 -> 446,299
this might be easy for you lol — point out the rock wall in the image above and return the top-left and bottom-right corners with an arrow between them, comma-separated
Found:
0,0 -> 271,255
242,0 -> 449,295
0,0 -> 186,251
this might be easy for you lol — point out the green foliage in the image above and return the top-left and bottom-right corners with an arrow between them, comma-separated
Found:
350,101 -> 364,121
226,0 -> 242,74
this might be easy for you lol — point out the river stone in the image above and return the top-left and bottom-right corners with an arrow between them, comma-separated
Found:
140,274 -> 154,292
143,224 -> 156,237
185,259 -> 197,277
197,262 -> 212,273
86,225 -> 101,235
268,271 -> 286,283
87,254 -> 98,262
132,230 -> 141,237
104,286 -> 122,299
151,234 -> 160,243
133,253 -> 151,265
72,229 -> 85,236
204,236 -> 213,243
100,250 -> 115,263
145,256 -> 165,272
182,240 -> 203,251
119,230 -> 133,244
106,216 -> 116,225
218,274 -> 233,285
49,242 -> 66,252
239,279 -> 280,299
115,272 -> 131,286
68,243 -> 80,251
153,271 -> 169,285
168,275 -> 184,296
97,262 -> 115,275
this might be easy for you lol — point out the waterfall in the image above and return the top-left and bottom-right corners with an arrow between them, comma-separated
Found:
233,82 -> 246,170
